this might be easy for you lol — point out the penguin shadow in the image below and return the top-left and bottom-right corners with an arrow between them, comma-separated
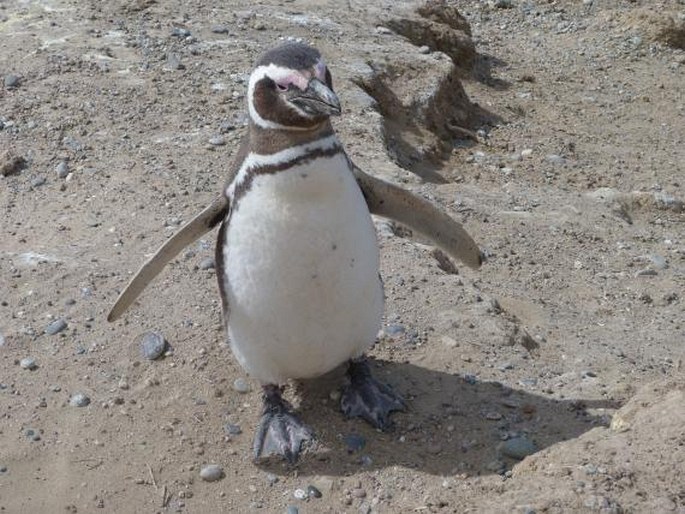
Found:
258,358 -> 618,477
471,52 -> 511,91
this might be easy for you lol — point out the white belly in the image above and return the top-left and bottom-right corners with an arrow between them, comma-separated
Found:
221,153 -> 383,384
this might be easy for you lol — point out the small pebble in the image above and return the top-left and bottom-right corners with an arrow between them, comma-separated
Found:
200,464 -> 224,482
140,332 -> 167,360
418,45 -> 430,54
0,332 -> 5,346
0,466 -> 7,473
198,257 -> 215,270
55,161 -> 69,178
635,268 -> 657,277
286,506 -> 299,514
233,377 -> 251,393
344,433 -> 366,452
307,485 -> 322,499
293,488 -> 307,500
31,176 -> 46,188
224,423 -> 242,435
546,154 -> 566,165
20,357 -> 38,370
208,136 -> 226,146
171,27 -> 191,38
211,25 -> 230,34
45,318 -> 68,335
4,74 -> 20,89
351,488 -> 367,498
70,393 -> 91,407
501,436 -> 537,460
521,148 -> 533,157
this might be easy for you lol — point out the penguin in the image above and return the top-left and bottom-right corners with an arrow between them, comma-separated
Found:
108,42 -> 482,464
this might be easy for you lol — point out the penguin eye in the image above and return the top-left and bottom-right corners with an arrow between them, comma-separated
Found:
276,82 -> 289,92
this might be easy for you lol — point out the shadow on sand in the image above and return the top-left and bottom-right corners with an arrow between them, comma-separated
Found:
258,358 -> 618,477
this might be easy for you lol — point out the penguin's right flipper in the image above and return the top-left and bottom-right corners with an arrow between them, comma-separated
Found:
107,196 -> 229,322
253,385 -> 314,464
351,163 -> 483,270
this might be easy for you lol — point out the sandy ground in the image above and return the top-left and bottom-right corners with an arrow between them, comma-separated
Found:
1,0 -> 684,512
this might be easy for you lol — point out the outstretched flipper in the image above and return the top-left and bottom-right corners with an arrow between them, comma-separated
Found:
340,358 -> 405,430
254,385 -> 314,464
351,163 -> 482,269
107,196 -> 229,321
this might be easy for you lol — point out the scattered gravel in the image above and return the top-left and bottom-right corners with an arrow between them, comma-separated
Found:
69,393 -> 91,407
19,357 -> 38,370
140,332 -> 167,360
200,464 -> 224,482
45,318 -> 68,335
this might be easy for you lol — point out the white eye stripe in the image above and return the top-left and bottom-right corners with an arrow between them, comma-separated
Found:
247,64 -> 311,130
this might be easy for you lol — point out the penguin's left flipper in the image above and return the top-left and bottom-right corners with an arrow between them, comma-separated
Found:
351,163 -> 483,270
107,196 -> 229,322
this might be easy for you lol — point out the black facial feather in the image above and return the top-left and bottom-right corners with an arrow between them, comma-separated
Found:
256,42 -> 322,70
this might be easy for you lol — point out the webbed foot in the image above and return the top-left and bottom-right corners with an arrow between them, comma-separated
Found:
253,385 -> 314,464
340,358 -> 405,430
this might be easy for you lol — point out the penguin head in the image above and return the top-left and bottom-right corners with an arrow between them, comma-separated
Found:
248,42 -> 340,131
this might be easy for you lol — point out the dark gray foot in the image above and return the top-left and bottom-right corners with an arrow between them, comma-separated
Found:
253,385 -> 314,464
340,358 -> 405,430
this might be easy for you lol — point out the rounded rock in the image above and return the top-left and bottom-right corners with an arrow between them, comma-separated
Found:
232,378 -> 251,393
55,161 -> 69,178
307,485 -> 322,499
69,393 -> 91,407
198,257 -> 215,270
344,433 -> 366,452
200,464 -> 224,482
501,436 -> 537,460
45,318 -> 68,335
20,357 -> 38,370
140,332 -> 167,360
4,74 -> 20,89
293,489 -> 307,500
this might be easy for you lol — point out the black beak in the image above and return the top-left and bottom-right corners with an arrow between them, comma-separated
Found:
290,78 -> 341,117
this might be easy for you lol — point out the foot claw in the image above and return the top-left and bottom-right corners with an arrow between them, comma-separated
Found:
253,386 -> 314,464
340,359 -> 405,430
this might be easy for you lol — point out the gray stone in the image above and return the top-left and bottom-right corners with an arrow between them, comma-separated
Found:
171,27 -> 191,38
20,357 -> 38,370
46,319 -> 68,335
546,154 -> 566,165
307,485 -> 322,498
4,74 -> 20,89
69,392 -> 91,407
0,332 -> 5,347
344,433 -> 366,452
140,332 -> 167,360
200,464 -> 224,482
55,161 -> 69,178
286,506 -> 299,514
198,257 -> 215,270
31,176 -> 46,188
208,136 -> 226,146
233,377 -> 251,393
211,25 -> 230,34
501,436 -> 537,460
224,423 -> 242,435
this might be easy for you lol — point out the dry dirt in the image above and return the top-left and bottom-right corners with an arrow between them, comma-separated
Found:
1,0 -> 684,513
